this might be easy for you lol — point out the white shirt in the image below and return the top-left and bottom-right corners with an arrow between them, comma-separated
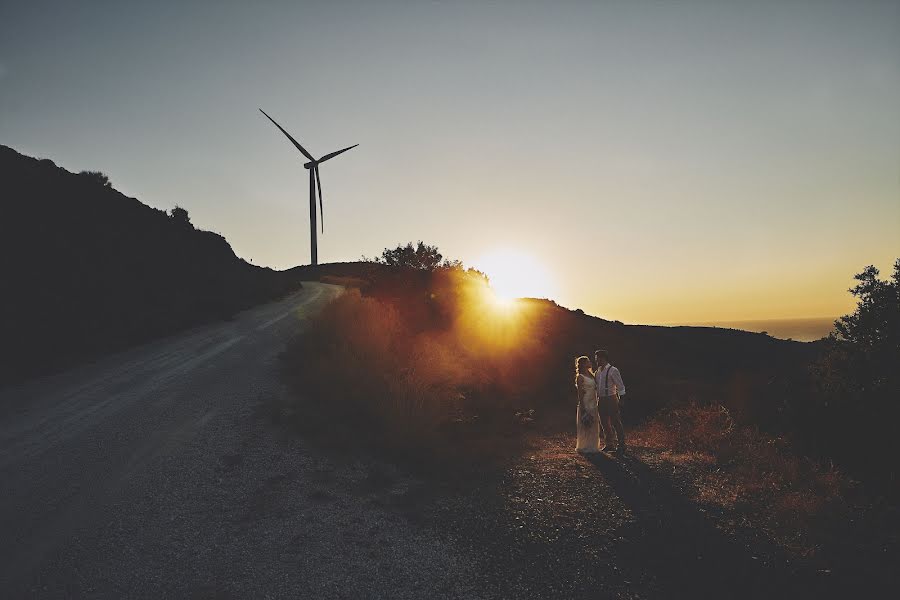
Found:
595,364 -> 625,397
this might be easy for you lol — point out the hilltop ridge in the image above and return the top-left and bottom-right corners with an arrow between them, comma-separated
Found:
0,145 -> 302,384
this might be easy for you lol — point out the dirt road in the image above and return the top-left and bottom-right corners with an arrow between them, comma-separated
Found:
0,283 -> 479,598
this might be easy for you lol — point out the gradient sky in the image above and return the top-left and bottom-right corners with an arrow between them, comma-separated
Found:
2,1 -> 898,323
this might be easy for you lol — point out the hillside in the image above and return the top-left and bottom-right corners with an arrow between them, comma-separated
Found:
277,262 -> 897,594
287,261 -> 820,428
0,145 -> 302,385
280,260 -> 834,484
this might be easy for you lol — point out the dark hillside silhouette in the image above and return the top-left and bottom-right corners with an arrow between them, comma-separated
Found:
0,145 -> 302,385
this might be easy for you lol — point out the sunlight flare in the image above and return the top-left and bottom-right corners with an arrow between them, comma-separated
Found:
473,249 -> 557,302
485,286 -> 516,311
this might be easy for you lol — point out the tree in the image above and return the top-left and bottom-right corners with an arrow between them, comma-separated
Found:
78,170 -> 112,188
169,205 -> 193,229
811,259 -> 900,492
374,241 -> 454,271
823,260 -> 900,395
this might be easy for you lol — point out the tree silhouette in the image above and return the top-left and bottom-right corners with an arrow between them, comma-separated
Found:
169,205 -> 193,229
818,259 -> 900,395
812,258 -> 900,492
835,261 -> 900,350
375,241 -> 449,271
78,170 -> 112,188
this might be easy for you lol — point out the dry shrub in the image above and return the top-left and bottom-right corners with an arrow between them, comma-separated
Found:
385,334 -> 469,430
279,288 -> 532,463
284,290 -> 405,426
633,402 -> 734,463
635,402 -> 853,557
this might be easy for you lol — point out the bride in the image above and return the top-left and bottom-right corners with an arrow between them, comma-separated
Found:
574,355 -> 601,453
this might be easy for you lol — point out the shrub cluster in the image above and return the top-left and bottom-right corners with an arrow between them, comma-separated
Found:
280,264 -> 565,461
635,402 -> 852,557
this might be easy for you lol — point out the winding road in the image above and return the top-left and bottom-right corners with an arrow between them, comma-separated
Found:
0,283 -> 480,598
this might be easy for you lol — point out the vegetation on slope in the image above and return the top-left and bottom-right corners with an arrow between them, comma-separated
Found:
280,243 -> 815,459
0,145 -> 302,384
280,243 -> 898,569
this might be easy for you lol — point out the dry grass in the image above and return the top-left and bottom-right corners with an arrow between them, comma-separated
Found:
632,402 -> 854,558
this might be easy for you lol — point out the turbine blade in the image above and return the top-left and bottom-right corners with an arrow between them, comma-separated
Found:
318,144 -> 358,163
259,109 -> 315,162
315,165 -> 324,233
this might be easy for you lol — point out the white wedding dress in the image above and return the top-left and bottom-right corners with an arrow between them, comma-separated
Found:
576,373 -> 601,453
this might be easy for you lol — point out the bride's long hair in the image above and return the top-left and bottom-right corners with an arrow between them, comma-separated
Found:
574,355 -> 593,386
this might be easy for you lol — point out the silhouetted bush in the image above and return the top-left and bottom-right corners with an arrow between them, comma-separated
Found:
371,241 -> 462,271
169,205 -> 193,229
78,170 -> 112,188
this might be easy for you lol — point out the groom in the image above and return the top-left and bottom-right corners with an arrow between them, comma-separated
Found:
594,349 -> 626,454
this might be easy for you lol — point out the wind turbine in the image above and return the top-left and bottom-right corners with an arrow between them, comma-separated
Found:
259,108 -> 357,266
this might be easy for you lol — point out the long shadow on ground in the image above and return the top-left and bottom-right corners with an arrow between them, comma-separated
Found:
584,451 -> 824,599
435,438 -> 845,599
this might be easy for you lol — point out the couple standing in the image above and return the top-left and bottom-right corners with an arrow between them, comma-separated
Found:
575,350 -> 627,455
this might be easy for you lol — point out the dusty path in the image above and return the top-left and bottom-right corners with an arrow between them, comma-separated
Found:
0,283 -> 480,598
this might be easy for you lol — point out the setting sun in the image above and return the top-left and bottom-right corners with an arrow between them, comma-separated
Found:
474,249 -> 558,301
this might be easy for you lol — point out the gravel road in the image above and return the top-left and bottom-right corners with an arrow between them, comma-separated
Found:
0,283 -> 481,599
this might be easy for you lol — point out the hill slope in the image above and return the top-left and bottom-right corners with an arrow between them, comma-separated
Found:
277,265 -> 898,595
0,145 -> 301,384
286,261 -> 820,427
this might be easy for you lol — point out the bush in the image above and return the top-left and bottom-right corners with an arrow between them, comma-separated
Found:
78,170 -> 112,187
169,205 -> 193,229
279,266 -> 552,464
634,402 -> 852,557
281,290 -> 460,439
371,241 -> 456,271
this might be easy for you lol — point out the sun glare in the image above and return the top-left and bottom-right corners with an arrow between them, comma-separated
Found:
474,249 -> 557,302
486,289 -> 516,311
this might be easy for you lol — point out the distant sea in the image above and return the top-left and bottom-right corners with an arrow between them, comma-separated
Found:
670,317 -> 837,342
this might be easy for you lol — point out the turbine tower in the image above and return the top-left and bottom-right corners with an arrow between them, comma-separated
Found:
260,109 -> 357,265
